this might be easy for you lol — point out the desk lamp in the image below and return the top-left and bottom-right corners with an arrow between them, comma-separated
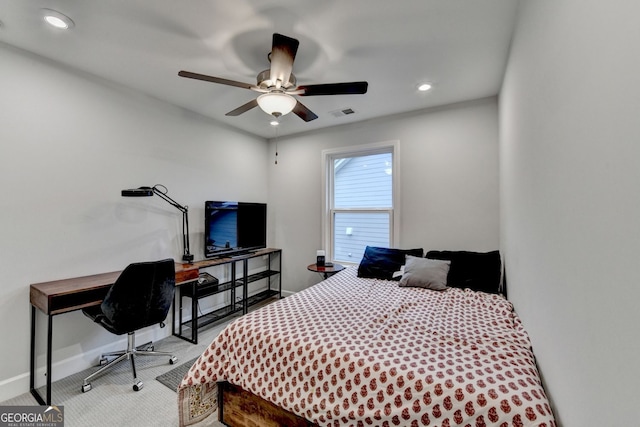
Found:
121,184 -> 194,263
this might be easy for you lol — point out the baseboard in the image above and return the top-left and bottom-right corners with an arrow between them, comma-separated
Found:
0,372 -> 31,403
0,326 -> 169,403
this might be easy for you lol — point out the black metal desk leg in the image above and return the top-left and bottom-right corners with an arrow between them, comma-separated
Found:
191,281 -> 197,344
29,306 -> 44,405
29,307 -> 50,405
30,306 -> 35,392
46,313 -> 52,405
172,290 -> 177,337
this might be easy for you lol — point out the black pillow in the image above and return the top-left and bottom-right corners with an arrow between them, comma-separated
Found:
425,250 -> 501,294
357,246 -> 424,280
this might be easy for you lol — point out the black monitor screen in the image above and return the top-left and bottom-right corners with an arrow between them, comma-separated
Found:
204,201 -> 266,258
238,202 -> 267,250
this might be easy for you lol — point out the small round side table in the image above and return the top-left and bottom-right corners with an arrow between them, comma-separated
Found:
307,263 -> 345,280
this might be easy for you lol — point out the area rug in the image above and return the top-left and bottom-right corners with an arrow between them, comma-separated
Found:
155,356 -> 198,392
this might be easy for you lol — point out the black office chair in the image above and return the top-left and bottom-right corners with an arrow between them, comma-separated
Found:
81,259 -> 178,393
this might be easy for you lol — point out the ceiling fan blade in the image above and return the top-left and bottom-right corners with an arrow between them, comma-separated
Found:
269,33 -> 299,89
298,81 -> 369,96
225,99 -> 259,116
179,70 -> 255,90
292,100 -> 318,122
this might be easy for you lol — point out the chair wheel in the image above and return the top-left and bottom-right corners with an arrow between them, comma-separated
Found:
133,381 -> 144,391
169,356 -> 178,365
81,383 -> 92,393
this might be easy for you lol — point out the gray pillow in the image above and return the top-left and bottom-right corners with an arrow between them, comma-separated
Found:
398,256 -> 450,291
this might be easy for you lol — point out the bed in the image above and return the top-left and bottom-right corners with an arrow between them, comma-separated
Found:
178,249 -> 556,427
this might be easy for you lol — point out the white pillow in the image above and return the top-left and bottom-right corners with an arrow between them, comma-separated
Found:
398,256 -> 450,291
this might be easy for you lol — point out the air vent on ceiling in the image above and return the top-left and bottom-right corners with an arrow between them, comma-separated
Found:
329,107 -> 356,118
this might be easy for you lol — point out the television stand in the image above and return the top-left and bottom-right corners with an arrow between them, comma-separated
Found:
172,248 -> 281,344
229,251 -> 250,258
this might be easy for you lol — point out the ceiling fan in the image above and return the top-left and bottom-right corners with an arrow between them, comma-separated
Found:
178,33 -> 368,122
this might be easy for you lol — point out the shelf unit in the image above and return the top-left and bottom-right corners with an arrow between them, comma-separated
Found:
172,248 -> 281,344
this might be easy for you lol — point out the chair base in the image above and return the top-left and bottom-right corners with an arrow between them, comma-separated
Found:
81,331 -> 177,393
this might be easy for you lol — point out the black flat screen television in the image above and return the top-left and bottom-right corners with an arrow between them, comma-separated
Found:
204,201 -> 267,258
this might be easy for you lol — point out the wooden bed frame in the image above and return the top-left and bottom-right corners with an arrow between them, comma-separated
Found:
218,381 -> 317,427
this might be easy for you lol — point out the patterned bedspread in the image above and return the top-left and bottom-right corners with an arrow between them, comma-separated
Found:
178,266 -> 556,426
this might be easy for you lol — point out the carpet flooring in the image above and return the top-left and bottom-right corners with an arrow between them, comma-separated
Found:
1,321 -> 231,427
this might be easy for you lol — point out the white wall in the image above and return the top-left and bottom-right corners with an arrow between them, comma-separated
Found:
0,43 -> 269,400
269,98 -> 500,294
500,1 -> 640,425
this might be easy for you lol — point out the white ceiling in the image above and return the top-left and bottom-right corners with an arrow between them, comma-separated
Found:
0,0 -> 519,139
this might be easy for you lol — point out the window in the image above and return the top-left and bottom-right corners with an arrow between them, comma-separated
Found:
322,141 -> 399,264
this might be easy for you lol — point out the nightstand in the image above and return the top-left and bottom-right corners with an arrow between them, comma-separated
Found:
307,263 -> 345,280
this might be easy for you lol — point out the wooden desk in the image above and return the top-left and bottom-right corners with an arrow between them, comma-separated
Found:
29,250 -> 280,404
29,263 -> 197,405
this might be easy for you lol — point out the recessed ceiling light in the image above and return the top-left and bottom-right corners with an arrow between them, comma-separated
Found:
42,9 -> 74,30
270,120 -> 280,126
417,83 -> 432,92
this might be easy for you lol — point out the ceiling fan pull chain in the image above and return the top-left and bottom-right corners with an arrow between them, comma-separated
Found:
274,128 -> 279,165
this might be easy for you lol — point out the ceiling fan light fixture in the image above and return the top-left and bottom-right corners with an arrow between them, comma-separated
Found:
257,92 -> 297,117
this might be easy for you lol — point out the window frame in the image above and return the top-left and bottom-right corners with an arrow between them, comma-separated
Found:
321,140 -> 400,264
